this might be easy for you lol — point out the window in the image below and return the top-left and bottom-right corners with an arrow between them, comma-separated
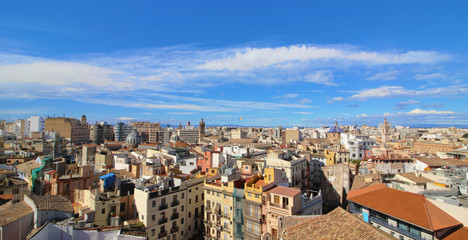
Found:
152,214 -> 155,222
152,200 -> 156,208
182,193 -> 184,199
274,195 -> 280,204
120,203 -> 125,211
12,189 -> 19,194
151,229 -> 155,236
189,212 -> 191,218
189,198 -> 191,204
195,195 -> 198,202
181,205 -> 184,211
102,208 -> 105,214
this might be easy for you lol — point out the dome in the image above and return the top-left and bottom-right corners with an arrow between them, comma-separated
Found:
170,134 -> 180,143
125,129 -> 142,145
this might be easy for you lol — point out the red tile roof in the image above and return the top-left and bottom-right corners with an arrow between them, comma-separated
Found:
347,184 -> 462,231
444,226 -> 468,240
267,185 -> 301,197
283,207 -> 392,240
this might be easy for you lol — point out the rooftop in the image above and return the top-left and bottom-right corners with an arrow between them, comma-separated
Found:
347,184 -> 462,231
416,157 -> 468,167
26,194 -> 74,212
282,207 -> 392,240
444,226 -> 468,240
397,172 -> 433,184
267,185 -> 301,197
0,201 -> 33,226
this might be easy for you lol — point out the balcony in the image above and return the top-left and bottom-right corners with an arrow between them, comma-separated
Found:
158,230 -> 167,239
205,207 -> 212,213
158,217 -> 168,225
369,216 -> 423,240
171,200 -> 179,207
170,226 -> 179,234
171,213 -> 179,220
159,203 -> 168,210
349,205 -> 361,214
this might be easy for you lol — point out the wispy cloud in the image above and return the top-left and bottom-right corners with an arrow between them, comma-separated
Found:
366,70 -> 398,81
274,93 -> 299,99
79,93 -> 317,113
303,70 -> 336,86
350,85 -> 468,101
393,99 -> 420,110
118,117 -> 136,120
197,45 -> 450,71
406,108 -> 454,115
302,109 -> 467,127
421,103 -> 444,108
415,72 -> 447,80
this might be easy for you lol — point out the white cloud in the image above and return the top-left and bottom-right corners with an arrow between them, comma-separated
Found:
333,97 -> 344,101
299,98 -> 311,104
304,70 -> 336,86
197,45 -> 450,71
356,114 -> 368,117
366,70 -> 398,81
350,85 -> 468,101
295,112 -> 314,115
415,72 -> 447,80
79,93 -> 318,113
167,112 -> 196,115
118,117 -> 136,120
0,62 -> 122,87
406,108 -> 454,115
274,93 -> 299,99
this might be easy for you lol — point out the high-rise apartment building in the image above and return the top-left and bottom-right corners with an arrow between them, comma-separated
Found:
177,129 -> 199,144
44,117 -> 89,145
204,168 -> 244,240
114,122 -> 133,142
28,116 -> 45,135
133,122 -> 161,143
244,168 -> 283,240
90,121 -> 114,144
134,177 -> 205,240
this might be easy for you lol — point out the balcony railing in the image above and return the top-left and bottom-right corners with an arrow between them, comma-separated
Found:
170,226 -> 179,234
205,207 -> 212,213
158,230 -> 167,239
369,216 -> 423,240
159,203 -> 168,210
158,217 -> 168,225
349,205 -> 361,214
171,213 -> 179,220
171,200 -> 179,207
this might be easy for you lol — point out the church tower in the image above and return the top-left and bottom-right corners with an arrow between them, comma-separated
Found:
382,118 -> 391,145
198,118 -> 206,144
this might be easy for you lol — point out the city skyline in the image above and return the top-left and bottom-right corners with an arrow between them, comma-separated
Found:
1,1 -> 467,127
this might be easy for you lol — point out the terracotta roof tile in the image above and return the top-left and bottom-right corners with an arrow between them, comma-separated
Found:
0,201 -> 33,226
443,226 -> 468,240
267,185 -> 301,197
398,172 -> 433,184
26,194 -> 74,212
283,207 -> 392,240
347,184 -> 462,231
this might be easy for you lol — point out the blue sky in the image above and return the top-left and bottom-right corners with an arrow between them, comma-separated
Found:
1,1 -> 467,127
